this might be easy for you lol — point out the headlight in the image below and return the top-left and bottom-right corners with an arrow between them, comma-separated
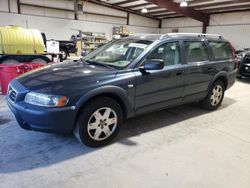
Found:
25,92 -> 68,107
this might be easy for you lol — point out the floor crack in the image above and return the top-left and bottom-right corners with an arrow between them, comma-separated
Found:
209,127 -> 250,144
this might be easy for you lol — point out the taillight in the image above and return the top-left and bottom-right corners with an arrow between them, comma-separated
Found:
229,42 -> 238,68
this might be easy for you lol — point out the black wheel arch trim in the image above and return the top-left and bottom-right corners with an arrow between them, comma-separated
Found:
75,85 -> 134,119
208,71 -> 228,90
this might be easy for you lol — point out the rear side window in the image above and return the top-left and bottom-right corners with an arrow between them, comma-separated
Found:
184,41 -> 208,63
209,42 -> 233,60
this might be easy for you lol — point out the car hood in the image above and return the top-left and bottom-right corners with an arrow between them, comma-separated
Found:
16,61 -> 118,95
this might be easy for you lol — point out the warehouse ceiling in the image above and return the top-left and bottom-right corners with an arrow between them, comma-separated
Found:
95,0 -> 250,19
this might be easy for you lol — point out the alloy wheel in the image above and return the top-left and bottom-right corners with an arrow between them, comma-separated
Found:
87,107 -> 117,141
210,85 -> 223,106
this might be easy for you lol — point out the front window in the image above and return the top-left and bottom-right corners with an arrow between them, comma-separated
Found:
145,42 -> 180,66
84,39 -> 152,68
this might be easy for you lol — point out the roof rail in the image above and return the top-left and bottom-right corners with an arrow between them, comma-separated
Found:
160,33 -> 223,39
129,33 -> 162,38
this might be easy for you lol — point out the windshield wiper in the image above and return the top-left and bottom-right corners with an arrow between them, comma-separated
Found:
83,59 -> 116,69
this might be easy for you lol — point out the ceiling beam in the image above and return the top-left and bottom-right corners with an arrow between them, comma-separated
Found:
147,7 -> 162,11
155,13 -> 178,18
189,0 -> 214,3
125,3 -> 151,9
147,0 -> 212,11
146,0 -> 210,33
112,0 -> 139,6
161,15 -> 183,19
146,0 -> 208,23
147,0 -> 213,11
148,0 -> 250,15
88,0 -> 159,20
163,7 -> 250,19
148,10 -> 170,14
191,0 -> 250,9
210,7 -> 250,15
202,5 -> 250,12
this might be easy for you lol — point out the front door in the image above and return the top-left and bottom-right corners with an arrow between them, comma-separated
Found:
134,41 -> 186,114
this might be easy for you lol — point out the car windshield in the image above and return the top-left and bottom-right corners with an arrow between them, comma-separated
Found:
83,39 -> 152,68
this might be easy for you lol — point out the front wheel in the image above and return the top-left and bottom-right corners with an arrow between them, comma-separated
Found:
74,97 -> 123,147
200,80 -> 225,110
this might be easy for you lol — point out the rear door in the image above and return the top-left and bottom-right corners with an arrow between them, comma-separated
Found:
182,40 -> 215,102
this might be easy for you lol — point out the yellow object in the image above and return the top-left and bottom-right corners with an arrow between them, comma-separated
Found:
0,26 -> 45,55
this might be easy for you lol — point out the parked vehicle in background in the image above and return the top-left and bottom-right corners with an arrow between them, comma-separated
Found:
235,50 -> 244,55
58,40 -> 77,60
0,26 -> 50,64
237,51 -> 250,78
6,33 -> 237,147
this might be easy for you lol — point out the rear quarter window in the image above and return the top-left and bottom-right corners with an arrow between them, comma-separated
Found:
209,41 -> 233,60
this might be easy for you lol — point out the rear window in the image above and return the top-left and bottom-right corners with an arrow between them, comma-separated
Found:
209,41 -> 233,60
184,41 -> 208,63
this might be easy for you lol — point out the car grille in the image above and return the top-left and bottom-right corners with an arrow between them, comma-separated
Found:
243,55 -> 250,64
8,86 -> 17,103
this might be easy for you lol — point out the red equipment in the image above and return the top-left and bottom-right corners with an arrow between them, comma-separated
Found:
0,63 -> 44,95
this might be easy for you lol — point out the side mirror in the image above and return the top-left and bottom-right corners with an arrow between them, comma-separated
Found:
139,59 -> 164,72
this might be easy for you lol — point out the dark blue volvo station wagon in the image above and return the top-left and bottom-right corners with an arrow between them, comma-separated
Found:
6,33 -> 237,147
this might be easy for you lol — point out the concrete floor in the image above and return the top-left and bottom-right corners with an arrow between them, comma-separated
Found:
0,79 -> 250,188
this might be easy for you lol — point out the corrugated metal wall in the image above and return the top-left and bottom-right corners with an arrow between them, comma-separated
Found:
0,0 -> 160,40
161,11 -> 250,50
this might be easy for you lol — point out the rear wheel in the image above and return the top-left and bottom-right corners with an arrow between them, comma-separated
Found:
200,80 -> 225,110
60,49 -> 68,60
74,97 -> 123,147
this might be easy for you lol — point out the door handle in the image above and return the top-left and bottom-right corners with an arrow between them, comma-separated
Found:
176,70 -> 184,76
207,67 -> 213,72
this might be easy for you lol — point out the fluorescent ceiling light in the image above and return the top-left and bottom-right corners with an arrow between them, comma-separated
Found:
141,7 -> 148,13
180,1 -> 188,7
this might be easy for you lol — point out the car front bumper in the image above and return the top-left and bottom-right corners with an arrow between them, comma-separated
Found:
6,80 -> 78,134
239,63 -> 250,77
6,98 -> 77,134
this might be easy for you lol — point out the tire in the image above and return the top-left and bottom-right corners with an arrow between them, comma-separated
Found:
200,80 -> 225,110
1,59 -> 20,64
60,49 -> 68,60
30,58 -> 48,65
74,97 -> 123,147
